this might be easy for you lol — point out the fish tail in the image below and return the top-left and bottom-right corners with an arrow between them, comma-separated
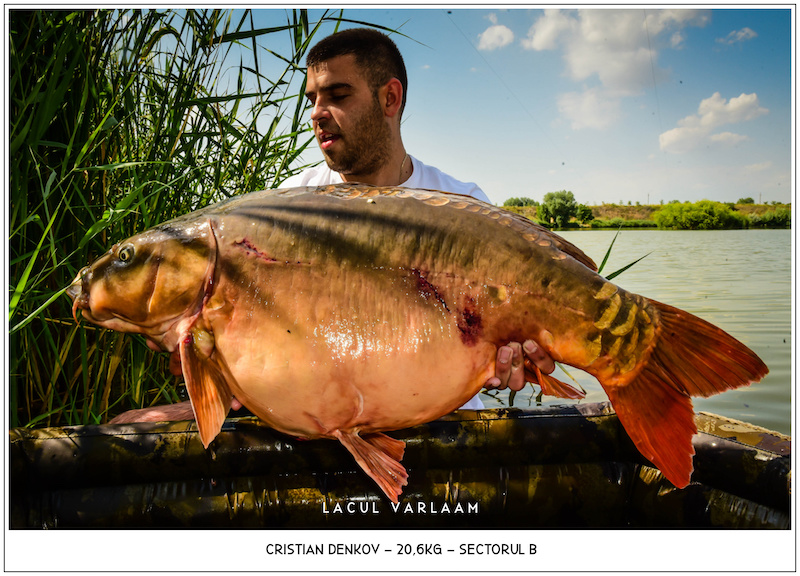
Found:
604,299 -> 768,488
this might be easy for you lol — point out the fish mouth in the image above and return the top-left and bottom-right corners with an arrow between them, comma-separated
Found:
67,266 -> 91,323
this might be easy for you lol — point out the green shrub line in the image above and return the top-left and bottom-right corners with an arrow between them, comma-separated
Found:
590,218 -> 658,229
502,197 -> 790,230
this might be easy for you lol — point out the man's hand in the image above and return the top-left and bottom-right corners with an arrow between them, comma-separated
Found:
484,340 -> 555,392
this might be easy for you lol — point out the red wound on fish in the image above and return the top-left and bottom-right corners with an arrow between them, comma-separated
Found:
411,268 -> 450,311
234,238 -> 312,266
234,238 -> 279,263
456,297 -> 483,346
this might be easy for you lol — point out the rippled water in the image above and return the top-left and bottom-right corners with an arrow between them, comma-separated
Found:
481,229 -> 792,436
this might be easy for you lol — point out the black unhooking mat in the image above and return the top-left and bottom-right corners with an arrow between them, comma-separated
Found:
8,402 -> 791,528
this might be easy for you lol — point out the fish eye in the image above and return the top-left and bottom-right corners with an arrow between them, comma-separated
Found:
118,244 -> 135,263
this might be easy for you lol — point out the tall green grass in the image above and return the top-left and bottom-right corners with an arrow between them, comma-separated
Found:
8,9 -> 355,428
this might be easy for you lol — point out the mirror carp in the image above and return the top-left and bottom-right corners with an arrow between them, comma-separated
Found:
67,184 -> 768,502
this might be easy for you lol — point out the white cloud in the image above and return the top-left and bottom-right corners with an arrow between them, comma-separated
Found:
521,8 -> 575,51
744,161 -> 773,173
558,87 -> 621,130
521,9 -> 708,131
659,92 -> 768,153
522,9 -> 708,94
697,92 -> 767,126
478,23 -> 514,51
717,27 -> 758,45
709,131 -> 748,145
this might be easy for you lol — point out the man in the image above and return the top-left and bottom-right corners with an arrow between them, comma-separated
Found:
282,28 -> 555,408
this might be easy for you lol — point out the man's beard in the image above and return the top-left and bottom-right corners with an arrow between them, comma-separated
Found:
322,97 -> 392,178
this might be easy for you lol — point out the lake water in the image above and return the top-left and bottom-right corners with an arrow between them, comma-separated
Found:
479,229 -> 793,436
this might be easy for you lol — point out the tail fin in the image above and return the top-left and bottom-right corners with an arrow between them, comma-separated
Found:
605,299 -> 768,488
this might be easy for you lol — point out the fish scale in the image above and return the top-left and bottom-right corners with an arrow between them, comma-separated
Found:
68,183 -> 768,502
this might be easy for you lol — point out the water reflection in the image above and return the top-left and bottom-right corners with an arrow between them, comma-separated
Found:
482,229 -> 792,436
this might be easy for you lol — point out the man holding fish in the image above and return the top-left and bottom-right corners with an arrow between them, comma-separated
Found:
283,27 -> 556,408
109,27 -> 555,424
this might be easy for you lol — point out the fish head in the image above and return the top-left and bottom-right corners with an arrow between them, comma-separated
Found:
67,220 -> 215,336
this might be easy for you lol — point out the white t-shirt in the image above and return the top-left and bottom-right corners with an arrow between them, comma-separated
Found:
283,155 -> 487,410
282,155 -> 491,204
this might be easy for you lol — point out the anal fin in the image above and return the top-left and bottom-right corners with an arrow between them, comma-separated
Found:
180,331 -> 233,449
526,361 -> 586,399
334,430 -> 408,503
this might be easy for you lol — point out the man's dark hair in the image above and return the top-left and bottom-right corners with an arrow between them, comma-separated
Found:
307,28 -> 408,114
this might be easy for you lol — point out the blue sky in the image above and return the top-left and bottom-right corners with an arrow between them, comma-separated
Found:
252,7 -> 792,206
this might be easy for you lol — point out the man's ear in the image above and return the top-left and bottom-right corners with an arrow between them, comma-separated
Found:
381,78 -> 404,118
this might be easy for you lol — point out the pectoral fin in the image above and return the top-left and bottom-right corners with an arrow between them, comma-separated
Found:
180,329 -> 233,448
334,430 -> 408,503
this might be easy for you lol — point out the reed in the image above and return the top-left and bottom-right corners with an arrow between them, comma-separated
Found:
9,9 -> 355,428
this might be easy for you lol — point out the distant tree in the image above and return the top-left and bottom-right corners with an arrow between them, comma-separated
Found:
503,197 -> 538,207
738,197 -> 755,204
539,190 -> 577,228
575,204 -> 594,224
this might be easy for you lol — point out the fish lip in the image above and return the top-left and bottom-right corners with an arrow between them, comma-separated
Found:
66,266 -> 90,300
66,266 -> 92,323
71,297 -> 85,323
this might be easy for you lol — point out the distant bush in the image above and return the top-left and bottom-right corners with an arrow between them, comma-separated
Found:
738,197 -> 755,204
749,207 -> 791,228
653,200 -> 749,230
503,197 -> 538,207
590,218 -> 657,229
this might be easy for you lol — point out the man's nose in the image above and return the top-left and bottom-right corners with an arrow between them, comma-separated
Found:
309,99 -> 330,123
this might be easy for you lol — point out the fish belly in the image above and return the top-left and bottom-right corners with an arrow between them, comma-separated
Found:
205,264 -> 496,439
